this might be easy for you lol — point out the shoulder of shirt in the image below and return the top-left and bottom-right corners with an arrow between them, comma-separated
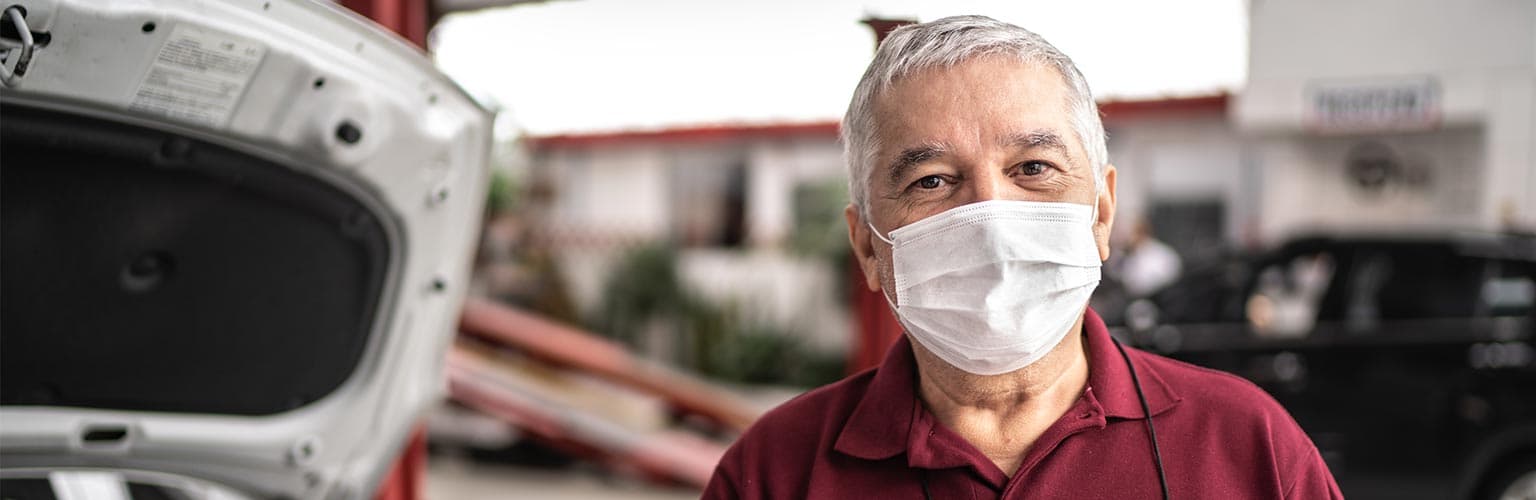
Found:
1129,348 -> 1317,449
1126,348 -> 1332,493
731,366 -> 878,452
1130,347 -> 1299,422
710,368 -> 883,498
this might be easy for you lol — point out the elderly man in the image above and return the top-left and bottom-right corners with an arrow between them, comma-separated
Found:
704,16 -> 1340,499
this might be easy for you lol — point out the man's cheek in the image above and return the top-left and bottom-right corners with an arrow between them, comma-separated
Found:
878,252 -> 897,295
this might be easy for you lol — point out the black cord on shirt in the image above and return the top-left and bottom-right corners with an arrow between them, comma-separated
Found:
1113,337 -> 1171,500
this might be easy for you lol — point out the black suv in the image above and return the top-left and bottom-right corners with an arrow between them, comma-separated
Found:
1119,233 -> 1536,500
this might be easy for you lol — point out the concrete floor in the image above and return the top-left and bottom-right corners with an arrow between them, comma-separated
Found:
425,456 -> 700,500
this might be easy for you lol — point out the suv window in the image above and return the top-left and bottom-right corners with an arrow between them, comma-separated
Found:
1481,259 -> 1534,317
1347,244 -> 1486,320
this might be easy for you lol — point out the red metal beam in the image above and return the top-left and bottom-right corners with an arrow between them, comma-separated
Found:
447,345 -> 726,487
457,297 -> 763,433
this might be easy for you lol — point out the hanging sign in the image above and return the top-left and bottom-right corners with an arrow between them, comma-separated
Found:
1305,77 -> 1440,133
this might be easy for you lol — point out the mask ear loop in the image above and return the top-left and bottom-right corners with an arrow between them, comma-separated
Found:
1091,169 -> 1102,226
866,218 -> 901,308
867,219 -> 895,246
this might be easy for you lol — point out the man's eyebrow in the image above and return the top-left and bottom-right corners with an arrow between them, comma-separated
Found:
886,143 -> 947,187
1007,130 -> 1074,161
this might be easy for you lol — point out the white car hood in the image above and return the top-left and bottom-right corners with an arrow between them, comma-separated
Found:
0,0 -> 491,498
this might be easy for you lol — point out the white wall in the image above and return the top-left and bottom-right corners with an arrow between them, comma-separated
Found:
536,134 -> 851,354
1254,128 -> 1486,241
540,146 -> 672,243
677,249 -> 849,353
540,136 -> 845,248
745,139 -> 846,247
1236,0 -> 1536,238
1246,0 -> 1533,83
1107,113 -> 1254,246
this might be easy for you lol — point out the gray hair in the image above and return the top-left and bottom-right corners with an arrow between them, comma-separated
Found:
841,15 -> 1108,220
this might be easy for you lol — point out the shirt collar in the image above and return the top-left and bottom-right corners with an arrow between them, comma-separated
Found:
1081,308 -> 1182,420
833,331 -> 920,460
832,307 -> 1182,461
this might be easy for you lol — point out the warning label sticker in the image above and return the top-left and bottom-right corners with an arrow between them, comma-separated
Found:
130,23 -> 266,127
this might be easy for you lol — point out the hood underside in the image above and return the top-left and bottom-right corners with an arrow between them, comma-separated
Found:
1,102 -> 393,416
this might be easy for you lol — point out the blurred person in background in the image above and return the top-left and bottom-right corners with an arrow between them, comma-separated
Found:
704,16 -> 1340,499
1115,218 -> 1184,298
1247,252 -> 1335,339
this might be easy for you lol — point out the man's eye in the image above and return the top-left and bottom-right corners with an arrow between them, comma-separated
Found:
1019,161 -> 1048,176
915,175 -> 945,189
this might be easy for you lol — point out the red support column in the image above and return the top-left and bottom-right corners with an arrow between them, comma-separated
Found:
373,426 -> 428,500
340,0 -> 430,49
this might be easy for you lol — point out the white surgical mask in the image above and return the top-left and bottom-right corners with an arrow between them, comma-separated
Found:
870,199 -> 1102,375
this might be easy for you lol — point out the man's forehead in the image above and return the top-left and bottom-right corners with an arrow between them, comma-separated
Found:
868,57 -> 1082,158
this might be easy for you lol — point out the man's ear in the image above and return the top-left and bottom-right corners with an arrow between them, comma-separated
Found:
845,204 -> 883,292
1094,165 -> 1118,262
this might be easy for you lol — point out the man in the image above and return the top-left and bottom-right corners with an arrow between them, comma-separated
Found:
704,16 -> 1341,499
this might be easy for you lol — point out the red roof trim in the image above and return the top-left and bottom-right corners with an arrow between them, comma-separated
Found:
529,122 -> 841,150
1099,93 -> 1229,123
527,94 -> 1229,150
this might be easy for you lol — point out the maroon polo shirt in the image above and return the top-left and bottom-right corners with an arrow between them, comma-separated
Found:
704,309 -> 1341,499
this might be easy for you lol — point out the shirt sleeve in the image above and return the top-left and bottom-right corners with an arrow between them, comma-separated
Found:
1283,442 -> 1344,499
701,442 -> 744,500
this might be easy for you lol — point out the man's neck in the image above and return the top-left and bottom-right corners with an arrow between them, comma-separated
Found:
910,315 -> 1091,477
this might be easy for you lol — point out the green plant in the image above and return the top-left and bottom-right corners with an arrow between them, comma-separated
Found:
789,180 -> 856,302
705,328 -> 798,384
789,180 -> 851,259
589,244 -> 846,387
485,168 -> 518,215
591,244 -> 686,348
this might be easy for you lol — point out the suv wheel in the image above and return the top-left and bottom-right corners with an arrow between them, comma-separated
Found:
1483,455 -> 1536,500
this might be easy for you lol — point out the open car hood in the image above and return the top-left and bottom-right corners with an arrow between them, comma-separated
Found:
0,0 -> 491,497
